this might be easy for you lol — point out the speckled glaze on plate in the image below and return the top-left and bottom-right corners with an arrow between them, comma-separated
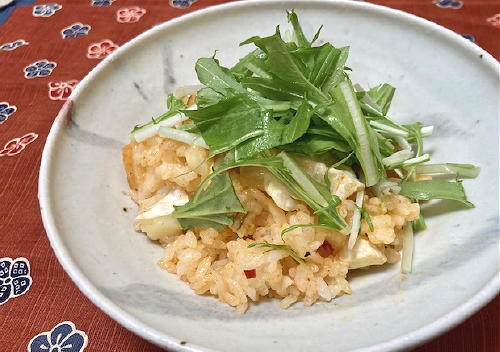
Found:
38,1 -> 499,351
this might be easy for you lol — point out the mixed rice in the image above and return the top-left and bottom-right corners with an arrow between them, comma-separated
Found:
123,134 -> 419,313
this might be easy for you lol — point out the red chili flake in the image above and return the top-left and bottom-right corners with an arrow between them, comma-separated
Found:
317,240 -> 334,258
242,235 -> 254,240
244,269 -> 256,279
386,170 -> 400,179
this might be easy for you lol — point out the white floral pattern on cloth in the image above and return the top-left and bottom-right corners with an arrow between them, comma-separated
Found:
48,80 -> 79,101
61,23 -> 91,39
33,3 -> 62,17
0,257 -> 32,305
169,0 -> 197,9
116,6 -> 146,23
86,39 -> 119,59
0,39 -> 29,51
486,14 -> 500,27
24,59 -> 57,79
28,322 -> 88,352
433,0 -> 463,9
0,132 -> 38,157
91,0 -> 115,6
0,102 -> 16,124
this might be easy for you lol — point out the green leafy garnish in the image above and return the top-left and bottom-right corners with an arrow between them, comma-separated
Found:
399,180 -> 474,208
367,83 -> 396,116
280,224 -> 337,242
184,94 -> 266,156
415,163 -> 480,178
412,214 -> 427,232
287,10 -> 310,48
196,87 -> 225,108
327,80 -> 385,186
235,101 -> 314,158
192,151 -> 346,232
128,10 -> 480,239
195,57 -> 247,95
248,241 -> 305,264
354,204 -> 374,232
172,173 -> 245,229
130,94 -> 185,133
192,153 -> 283,200
181,11 -> 447,190
331,151 -> 355,168
270,152 -> 346,231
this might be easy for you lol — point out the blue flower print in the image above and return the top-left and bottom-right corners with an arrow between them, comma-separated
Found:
0,39 -> 28,51
0,257 -> 32,305
91,0 -> 115,6
0,102 -> 17,124
28,322 -> 88,352
24,59 -> 57,79
61,23 -> 91,39
433,0 -> 463,9
169,0 -> 197,9
32,3 -> 62,17
461,34 -> 475,43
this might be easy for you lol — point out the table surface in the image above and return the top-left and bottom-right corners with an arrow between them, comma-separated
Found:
0,0 -> 498,351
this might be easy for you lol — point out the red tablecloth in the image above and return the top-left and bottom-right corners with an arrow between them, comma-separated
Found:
1,0 -> 498,351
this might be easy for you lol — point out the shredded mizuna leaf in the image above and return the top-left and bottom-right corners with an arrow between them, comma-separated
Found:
173,173 -> 245,229
357,205 -> 374,232
412,214 -> 427,232
383,149 -> 414,168
348,190 -> 365,249
158,127 -> 208,148
416,163 -> 480,178
127,11 -> 480,280
248,241 -> 305,264
400,180 -> 474,208
279,151 -> 327,207
281,223 -> 337,238
338,81 -> 380,186
401,223 -> 414,274
130,94 -> 186,137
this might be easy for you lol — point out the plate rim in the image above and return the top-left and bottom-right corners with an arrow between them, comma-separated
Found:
38,1 -> 500,351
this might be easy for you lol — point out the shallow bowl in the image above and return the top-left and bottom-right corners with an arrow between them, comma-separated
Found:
39,1 -> 499,351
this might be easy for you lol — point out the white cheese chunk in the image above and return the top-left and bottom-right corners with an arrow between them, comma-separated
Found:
264,173 -> 298,211
341,237 -> 387,269
328,167 -> 365,200
297,158 -> 328,183
136,188 -> 189,241
139,216 -> 183,241
136,188 -> 189,220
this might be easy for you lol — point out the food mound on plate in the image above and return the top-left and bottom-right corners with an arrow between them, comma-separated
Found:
122,11 -> 478,313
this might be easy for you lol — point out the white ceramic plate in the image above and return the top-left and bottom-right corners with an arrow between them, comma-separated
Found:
39,1 -> 499,351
